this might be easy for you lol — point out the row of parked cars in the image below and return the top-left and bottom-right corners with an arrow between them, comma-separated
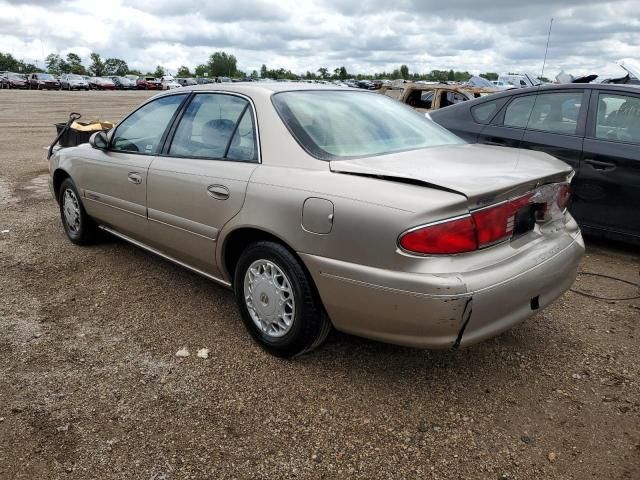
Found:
0,72 -> 193,91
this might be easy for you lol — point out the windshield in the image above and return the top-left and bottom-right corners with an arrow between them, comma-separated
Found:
9,73 -> 24,79
39,74 -> 53,79
272,90 -> 463,160
68,74 -> 82,80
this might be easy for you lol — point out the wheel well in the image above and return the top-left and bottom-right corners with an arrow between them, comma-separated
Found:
52,169 -> 70,202
223,228 -> 300,283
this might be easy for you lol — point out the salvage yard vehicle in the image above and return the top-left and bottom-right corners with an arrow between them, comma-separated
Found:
380,82 -> 498,113
28,73 -> 60,90
136,76 -> 162,90
1,72 -> 29,89
160,75 -> 182,90
111,76 -> 137,90
429,83 -> 640,244
48,84 -> 584,357
89,77 -> 116,90
60,73 -> 89,91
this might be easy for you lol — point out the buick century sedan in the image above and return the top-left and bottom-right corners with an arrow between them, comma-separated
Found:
48,84 -> 584,357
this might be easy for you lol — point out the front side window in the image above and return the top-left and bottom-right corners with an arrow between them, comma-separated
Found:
526,92 -> 583,135
504,96 -> 536,128
594,93 -> 640,144
111,94 -> 187,154
273,90 -> 462,160
169,93 -> 258,161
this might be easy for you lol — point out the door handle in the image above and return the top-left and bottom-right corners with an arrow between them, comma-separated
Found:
127,172 -> 143,184
584,159 -> 616,172
207,184 -> 230,200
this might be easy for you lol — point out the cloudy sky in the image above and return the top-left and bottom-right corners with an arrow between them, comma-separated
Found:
1,0 -> 638,77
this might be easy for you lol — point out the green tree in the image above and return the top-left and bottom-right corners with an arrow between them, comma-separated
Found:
194,64 -> 208,77
317,67 -> 328,79
207,51 -> 237,78
104,58 -> 129,76
400,64 -> 409,80
45,53 -> 67,75
250,70 -> 259,80
447,69 -> 455,81
176,65 -> 191,77
260,64 -> 268,78
0,52 -> 20,71
153,65 -> 165,78
338,66 -> 348,80
480,72 -> 498,81
88,52 -> 106,76
65,53 -> 86,75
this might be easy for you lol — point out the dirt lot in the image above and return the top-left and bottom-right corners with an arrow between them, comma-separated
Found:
0,90 -> 638,480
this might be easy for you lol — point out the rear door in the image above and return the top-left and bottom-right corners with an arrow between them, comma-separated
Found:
146,92 -> 260,277
478,94 -> 536,148
578,89 -> 640,240
518,89 -> 587,173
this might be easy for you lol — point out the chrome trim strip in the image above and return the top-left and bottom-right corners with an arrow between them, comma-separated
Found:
148,207 -> 218,240
99,225 -> 231,288
84,195 -> 147,219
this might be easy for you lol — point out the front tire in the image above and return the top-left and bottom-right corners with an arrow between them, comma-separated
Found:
58,178 -> 99,245
234,241 -> 331,357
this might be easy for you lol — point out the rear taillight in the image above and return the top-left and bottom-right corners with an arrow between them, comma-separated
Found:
472,193 -> 533,247
399,215 -> 478,255
399,185 -> 569,255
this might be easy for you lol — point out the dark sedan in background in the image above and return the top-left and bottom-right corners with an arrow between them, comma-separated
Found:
28,73 -> 60,90
430,83 -> 640,244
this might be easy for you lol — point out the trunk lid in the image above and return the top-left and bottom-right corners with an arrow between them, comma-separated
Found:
329,144 -> 572,209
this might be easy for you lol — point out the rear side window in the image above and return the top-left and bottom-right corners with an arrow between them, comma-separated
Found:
526,92 -> 583,135
594,93 -> 640,144
169,93 -> 258,162
471,101 -> 498,123
504,96 -> 536,128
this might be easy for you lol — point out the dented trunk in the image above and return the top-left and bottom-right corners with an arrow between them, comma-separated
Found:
329,143 -> 573,209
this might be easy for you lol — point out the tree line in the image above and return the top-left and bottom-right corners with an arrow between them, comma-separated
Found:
1,50 -> 500,82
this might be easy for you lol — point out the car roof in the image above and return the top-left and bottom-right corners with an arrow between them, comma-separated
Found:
173,82 -> 353,95
483,82 -> 640,101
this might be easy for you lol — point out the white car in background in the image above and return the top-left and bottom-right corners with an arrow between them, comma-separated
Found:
161,76 -> 182,90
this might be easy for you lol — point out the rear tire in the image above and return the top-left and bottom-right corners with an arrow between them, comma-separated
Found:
58,178 -> 99,245
234,241 -> 331,357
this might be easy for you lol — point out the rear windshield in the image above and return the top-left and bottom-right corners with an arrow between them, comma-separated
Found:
272,90 -> 463,160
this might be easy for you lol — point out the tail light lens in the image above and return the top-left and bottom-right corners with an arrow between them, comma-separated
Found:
399,216 -> 477,255
399,184 -> 570,255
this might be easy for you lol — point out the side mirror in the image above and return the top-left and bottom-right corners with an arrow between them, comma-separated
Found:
90,130 -> 109,150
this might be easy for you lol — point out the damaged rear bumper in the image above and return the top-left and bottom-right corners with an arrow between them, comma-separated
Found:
300,226 -> 584,349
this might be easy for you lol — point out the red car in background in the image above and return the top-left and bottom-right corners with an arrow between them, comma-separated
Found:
1,72 -> 29,89
136,76 -> 162,90
89,77 -> 116,90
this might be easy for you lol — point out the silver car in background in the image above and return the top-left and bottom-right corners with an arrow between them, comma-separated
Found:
60,73 -> 89,91
48,84 -> 584,357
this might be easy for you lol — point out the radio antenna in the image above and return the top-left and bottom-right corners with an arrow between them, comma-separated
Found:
541,18 -> 554,80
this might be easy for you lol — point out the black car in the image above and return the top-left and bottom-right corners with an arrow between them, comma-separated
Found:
430,83 -> 640,244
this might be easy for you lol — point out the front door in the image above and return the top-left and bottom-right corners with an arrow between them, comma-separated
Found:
146,92 -> 260,277
79,93 -> 188,241
578,90 -> 640,240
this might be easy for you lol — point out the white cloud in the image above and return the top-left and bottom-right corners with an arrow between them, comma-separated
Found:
0,0 -> 637,77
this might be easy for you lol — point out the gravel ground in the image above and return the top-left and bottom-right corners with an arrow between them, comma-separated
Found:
0,90 -> 638,480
